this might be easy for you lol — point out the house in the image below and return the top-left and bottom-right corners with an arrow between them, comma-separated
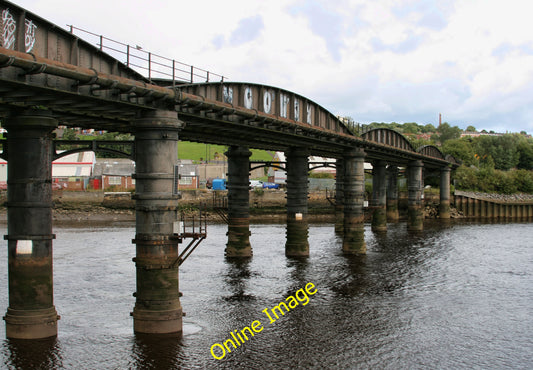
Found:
268,152 -> 337,182
52,152 -> 96,190
0,151 -> 96,191
93,158 -> 136,191
175,160 -> 199,190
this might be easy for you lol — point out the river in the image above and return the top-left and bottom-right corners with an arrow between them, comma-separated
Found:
0,220 -> 531,369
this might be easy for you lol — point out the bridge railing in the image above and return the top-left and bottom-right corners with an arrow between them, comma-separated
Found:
68,25 -> 225,85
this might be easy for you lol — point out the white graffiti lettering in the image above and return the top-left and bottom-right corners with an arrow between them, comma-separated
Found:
25,18 -> 37,52
2,8 -> 16,50
280,93 -> 289,118
223,86 -> 233,104
294,100 -> 300,121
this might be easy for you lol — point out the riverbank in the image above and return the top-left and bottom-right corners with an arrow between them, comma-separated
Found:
0,189 -> 530,225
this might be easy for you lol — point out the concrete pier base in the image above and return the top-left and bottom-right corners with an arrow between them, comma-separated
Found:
343,148 -> 366,254
386,166 -> 400,221
407,160 -> 424,232
285,148 -> 309,257
371,160 -> 387,232
225,146 -> 252,258
3,111 -> 59,339
131,110 -> 184,335
334,159 -> 345,234
439,166 -> 451,219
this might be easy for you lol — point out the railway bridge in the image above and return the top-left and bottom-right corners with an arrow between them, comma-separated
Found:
0,0 -> 458,339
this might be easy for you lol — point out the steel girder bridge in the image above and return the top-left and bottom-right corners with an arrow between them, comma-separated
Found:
0,0 -> 458,340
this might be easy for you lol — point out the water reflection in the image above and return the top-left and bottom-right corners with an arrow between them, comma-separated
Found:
223,259 -> 257,302
5,337 -> 63,369
285,258 -> 309,294
0,222 -> 530,368
131,334 -> 184,370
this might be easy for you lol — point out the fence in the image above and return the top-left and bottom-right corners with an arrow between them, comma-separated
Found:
68,25 -> 226,85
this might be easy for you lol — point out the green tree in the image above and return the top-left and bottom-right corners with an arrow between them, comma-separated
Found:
433,122 -> 462,145
517,137 -> 533,170
466,125 -> 476,132
62,128 -> 78,140
442,138 -> 476,166
513,169 -> 533,192
402,122 -> 421,134
422,123 -> 437,133
474,134 -> 520,170
407,136 -> 432,149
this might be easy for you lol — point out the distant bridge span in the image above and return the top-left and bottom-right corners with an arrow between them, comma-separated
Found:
0,0 -> 459,340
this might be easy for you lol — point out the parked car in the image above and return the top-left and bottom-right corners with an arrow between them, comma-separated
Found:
249,180 -> 263,189
262,182 -> 279,189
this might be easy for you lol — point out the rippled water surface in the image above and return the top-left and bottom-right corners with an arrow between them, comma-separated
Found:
0,220 -> 531,369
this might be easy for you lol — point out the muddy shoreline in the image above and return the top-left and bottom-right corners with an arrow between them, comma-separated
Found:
0,189 -> 530,226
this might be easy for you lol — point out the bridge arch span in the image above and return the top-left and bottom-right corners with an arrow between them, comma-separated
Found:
175,82 -> 353,135
361,128 -> 415,152
417,145 -> 445,160
53,140 -> 134,160
54,147 -> 133,160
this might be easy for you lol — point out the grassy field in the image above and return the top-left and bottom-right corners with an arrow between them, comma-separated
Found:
178,141 -> 274,162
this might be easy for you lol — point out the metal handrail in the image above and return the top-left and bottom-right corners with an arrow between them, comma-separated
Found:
68,25 -> 226,85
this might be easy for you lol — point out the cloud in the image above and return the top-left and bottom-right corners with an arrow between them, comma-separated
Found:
288,0 -> 346,62
370,31 -> 425,54
492,42 -> 533,60
212,15 -> 264,50
392,0 -> 451,31
229,15 -> 264,46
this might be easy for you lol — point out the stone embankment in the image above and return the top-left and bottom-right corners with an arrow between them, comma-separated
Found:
453,190 -> 533,219
455,190 -> 533,203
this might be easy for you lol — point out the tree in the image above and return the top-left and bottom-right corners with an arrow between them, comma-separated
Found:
434,122 -> 462,145
422,123 -> 437,133
402,122 -> 421,134
442,138 -> 476,166
474,134 -> 520,171
466,125 -> 476,132
517,137 -> 533,170
62,128 -> 78,140
407,137 -> 432,149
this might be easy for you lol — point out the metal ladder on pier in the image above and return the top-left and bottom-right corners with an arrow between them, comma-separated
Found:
212,192 -> 229,224
173,206 -> 207,266
326,188 -> 336,206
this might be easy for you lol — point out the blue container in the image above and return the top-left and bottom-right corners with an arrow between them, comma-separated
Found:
212,178 -> 226,190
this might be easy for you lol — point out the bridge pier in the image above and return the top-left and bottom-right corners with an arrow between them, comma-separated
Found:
225,146 -> 252,258
343,148 -> 366,254
285,147 -> 309,257
131,110 -> 184,335
386,166 -> 400,221
371,160 -> 387,232
3,111 -> 59,339
439,166 -> 451,219
407,160 -> 424,231
334,159 -> 345,233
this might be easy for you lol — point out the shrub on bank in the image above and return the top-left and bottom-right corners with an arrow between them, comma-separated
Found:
454,165 -> 533,194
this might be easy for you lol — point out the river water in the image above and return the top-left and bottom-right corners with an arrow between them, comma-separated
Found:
0,220 -> 531,369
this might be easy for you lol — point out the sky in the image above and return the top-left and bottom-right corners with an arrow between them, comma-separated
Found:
11,0 -> 533,134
